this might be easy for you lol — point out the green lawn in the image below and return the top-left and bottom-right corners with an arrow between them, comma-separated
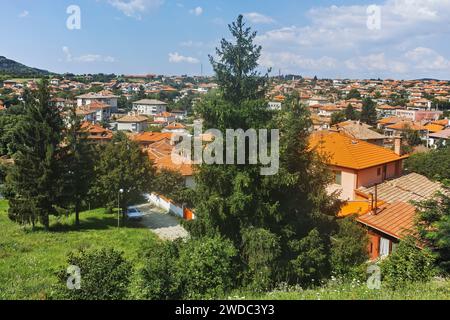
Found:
0,200 -> 158,300
233,280 -> 450,300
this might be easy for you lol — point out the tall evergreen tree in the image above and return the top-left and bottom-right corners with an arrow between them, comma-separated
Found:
4,79 -> 64,229
210,15 -> 269,105
60,105 -> 95,227
360,97 -> 377,125
188,16 -> 339,285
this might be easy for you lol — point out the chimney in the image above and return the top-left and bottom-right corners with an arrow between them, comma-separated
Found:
373,184 -> 378,215
394,137 -> 402,156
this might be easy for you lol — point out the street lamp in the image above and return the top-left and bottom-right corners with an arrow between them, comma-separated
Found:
118,188 -> 124,228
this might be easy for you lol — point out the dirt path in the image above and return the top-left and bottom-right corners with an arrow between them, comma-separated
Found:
134,203 -> 189,241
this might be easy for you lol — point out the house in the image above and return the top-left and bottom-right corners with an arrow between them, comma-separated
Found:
162,122 -> 188,134
132,99 -> 167,116
76,92 -> 119,112
310,131 -> 408,201
80,122 -> 113,143
384,120 -> 427,139
332,121 -> 387,146
76,101 -> 112,123
153,112 -> 176,125
2,80 -> 17,89
117,114 -> 149,132
132,132 -> 173,147
153,154 -> 195,188
428,129 -> 450,148
395,109 -> 442,122
357,202 -> 417,260
409,98 -> 432,110
171,109 -> 188,120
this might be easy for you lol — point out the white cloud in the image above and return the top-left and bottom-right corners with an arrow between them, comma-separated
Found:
243,12 -> 274,24
189,6 -> 203,16
18,10 -> 29,18
260,52 -> 337,72
108,0 -> 164,19
255,0 -> 450,78
405,47 -> 450,71
62,47 -> 115,63
168,52 -> 199,64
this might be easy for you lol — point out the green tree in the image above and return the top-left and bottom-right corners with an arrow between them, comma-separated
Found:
210,14 -> 269,104
330,217 -> 368,278
4,79 -> 64,229
91,132 -> 154,217
415,187 -> 450,273
360,97 -> 377,125
289,229 -> 329,287
346,89 -> 361,100
331,111 -> 346,125
188,16 -> 339,286
402,125 -> 422,147
405,146 -> 450,182
345,103 -> 359,121
60,106 -> 95,227
56,248 -> 132,300
241,227 -> 281,292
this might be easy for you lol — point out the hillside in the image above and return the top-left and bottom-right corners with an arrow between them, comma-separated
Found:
0,56 -> 52,76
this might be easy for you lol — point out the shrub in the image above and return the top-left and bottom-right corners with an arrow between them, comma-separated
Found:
55,248 -> 132,300
139,241 -> 180,300
177,236 -> 237,299
330,217 -> 369,279
241,227 -> 281,292
381,237 -> 436,288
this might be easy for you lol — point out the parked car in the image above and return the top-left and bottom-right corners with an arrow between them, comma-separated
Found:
126,207 -> 144,221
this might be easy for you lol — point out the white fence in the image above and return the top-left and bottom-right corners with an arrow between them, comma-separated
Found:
146,193 -> 187,219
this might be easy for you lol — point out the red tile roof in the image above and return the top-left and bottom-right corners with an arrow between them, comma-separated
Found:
357,201 -> 416,240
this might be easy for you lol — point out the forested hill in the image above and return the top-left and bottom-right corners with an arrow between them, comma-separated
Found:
0,56 -> 52,76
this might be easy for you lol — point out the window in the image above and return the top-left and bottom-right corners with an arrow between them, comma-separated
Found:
377,168 -> 381,176
334,171 -> 342,185
379,237 -> 390,257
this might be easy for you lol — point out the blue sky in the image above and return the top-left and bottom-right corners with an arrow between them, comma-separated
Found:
2,0 -> 450,79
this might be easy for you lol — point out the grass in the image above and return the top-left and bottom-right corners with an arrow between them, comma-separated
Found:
0,200 -> 159,300
231,279 -> 450,300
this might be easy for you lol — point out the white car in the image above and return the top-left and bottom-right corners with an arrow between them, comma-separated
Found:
126,207 -> 144,221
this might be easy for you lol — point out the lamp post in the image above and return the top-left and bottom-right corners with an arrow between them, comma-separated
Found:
118,188 -> 124,228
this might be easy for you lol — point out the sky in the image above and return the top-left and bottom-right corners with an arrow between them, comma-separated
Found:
2,0 -> 450,79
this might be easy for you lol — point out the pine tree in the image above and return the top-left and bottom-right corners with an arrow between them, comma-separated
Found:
4,79 -> 64,229
360,97 -> 377,125
210,15 -> 269,105
60,105 -> 95,227
188,16 -> 339,285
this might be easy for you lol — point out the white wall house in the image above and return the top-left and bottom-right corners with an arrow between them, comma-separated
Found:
76,93 -> 119,112
117,114 -> 149,132
132,99 -> 167,116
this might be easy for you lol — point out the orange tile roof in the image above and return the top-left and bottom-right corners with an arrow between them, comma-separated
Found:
424,123 -> 444,133
357,202 -> 416,240
338,200 -> 385,217
154,154 -> 193,176
165,122 -> 186,130
132,132 -> 173,143
378,116 -> 402,125
387,121 -> 426,131
310,131 -> 408,170
432,119 -> 449,126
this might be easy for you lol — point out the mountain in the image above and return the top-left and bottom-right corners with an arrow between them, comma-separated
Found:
0,56 -> 52,76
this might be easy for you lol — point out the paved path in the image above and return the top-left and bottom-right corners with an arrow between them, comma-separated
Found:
134,203 -> 189,241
